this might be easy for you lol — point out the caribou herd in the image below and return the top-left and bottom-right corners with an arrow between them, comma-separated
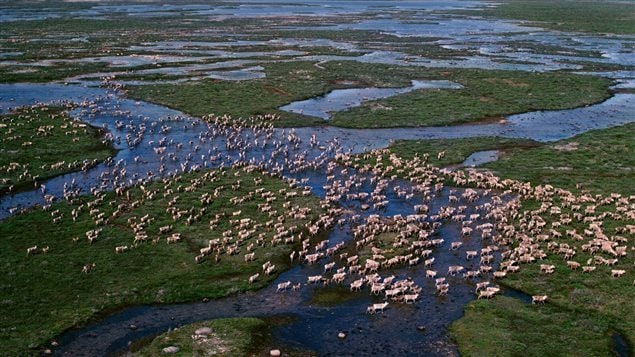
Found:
12,91 -> 634,317
0,104 -> 106,194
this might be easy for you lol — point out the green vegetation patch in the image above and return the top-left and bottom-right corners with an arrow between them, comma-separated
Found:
129,61 -> 611,128
463,0 -> 635,35
274,29 -> 427,44
388,137 -> 539,166
0,166 -> 324,354
0,106 -> 114,194
489,246 -> 635,352
275,29 -> 467,58
331,69 -> 611,128
135,317 -> 268,356
495,40 -> 604,58
129,61 -> 423,127
450,296 -> 615,356
352,122 -> 635,196
485,123 -> 635,196
0,62 -> 112,83
135,316 -> 314,356
337,124 -> 635,355
461,189 -> 635,354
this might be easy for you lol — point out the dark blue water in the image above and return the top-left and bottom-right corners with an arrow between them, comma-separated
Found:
0,82 -> 632,356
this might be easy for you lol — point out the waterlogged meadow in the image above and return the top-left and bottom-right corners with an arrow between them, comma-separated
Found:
0,0 -> 634,355
0,106 -> 114,194
0,166 -> 324,354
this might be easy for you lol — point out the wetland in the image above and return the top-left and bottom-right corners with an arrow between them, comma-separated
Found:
0,0 -> 634,356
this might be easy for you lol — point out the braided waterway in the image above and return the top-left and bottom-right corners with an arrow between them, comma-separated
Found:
0,82 -> 633,355
1,83 -> 634,219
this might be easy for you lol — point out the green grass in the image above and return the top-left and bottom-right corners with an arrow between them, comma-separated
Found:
128,60 -> 423,127
134,317 -> 268,356
135,316 -> 315,356
129,61 -> 329,127
449,190 -> 635,354
2,16 -> 203,35
0,16 -> 373,65
331,69 -> 611,128
0,167 -> 324,354
354,123 -> 635,196
0,62 -> 112,83
337,125 -> 635,355
275,29 -> 467,58
450,296 -> 616,356
388,137 -> 539,166
485,123 -> 635,196
495,41 -> 604,59
343,137 -> 537,186
129,62 -> 611,128
0,106 -> 115,194
274,29 -> 428,44
489,247 -> 635,351
463,0 -> 635,35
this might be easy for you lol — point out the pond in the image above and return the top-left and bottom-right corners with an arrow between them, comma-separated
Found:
279,80 -> 462,119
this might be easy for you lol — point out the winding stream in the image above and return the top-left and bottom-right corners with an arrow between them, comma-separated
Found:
461,150 -> 500,167
279,80 -> 462,120
54,186 -> 513,356
2,85 -> 634,219
0,81 -> 633,355
1,0 -> 634,353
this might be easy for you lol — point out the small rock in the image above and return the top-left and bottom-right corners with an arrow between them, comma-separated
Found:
417,325 -> 426,332
129,324 -> 137,330
195,327 -> 212,335
360,204 -> 370,210
43,349 -> 52,355
202,297 -> 209,303
50,341 -> 59,347
270,349 -> 281,357
338,332 -> 346,339
162,346 -> 180,354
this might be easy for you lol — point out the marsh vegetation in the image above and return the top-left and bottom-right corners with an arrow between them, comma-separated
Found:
0,106 -> 114,194
0,166 -> 323,354
0,0 -> 633,355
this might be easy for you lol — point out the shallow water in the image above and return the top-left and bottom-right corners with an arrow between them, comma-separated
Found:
63,60 -> 263,85
461,150 -> 499,167
2,0 -> 635,354
280,80 -> 462,119
3,1 -> 633,86
0,80 -> 633,355
612,332 -> 632,357
1,83 -> 634,220
52,179 -> 512,356
296,51 -> 584,73
0,1 -> 484,22
300,16 -> 541,38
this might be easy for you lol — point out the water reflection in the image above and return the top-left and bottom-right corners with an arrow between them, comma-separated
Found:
280,80 -> 462,119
